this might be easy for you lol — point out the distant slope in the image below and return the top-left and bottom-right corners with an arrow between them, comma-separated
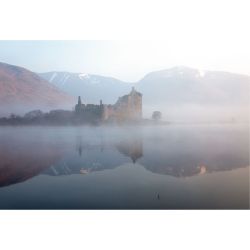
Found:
39,71 -> 132,104
137,66 -> 250,106
0,62 -> 74,116
136,66 -> 250,121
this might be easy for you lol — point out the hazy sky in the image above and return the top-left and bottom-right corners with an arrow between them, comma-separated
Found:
0,40 -> 249,82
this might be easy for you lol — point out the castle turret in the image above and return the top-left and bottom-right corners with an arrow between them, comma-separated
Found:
75,96 -> 85,113
78,96 -> 82,105
131,87 -> 136,94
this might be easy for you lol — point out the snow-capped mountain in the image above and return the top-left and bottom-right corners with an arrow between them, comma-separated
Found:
39,71 -> 132,104
39,66 -> 250,122
0,61 -> 248,121
135,66 -> 250,121
136,66 -> 250,105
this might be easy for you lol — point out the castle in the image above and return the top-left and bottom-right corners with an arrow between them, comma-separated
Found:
75,87 -> 142,123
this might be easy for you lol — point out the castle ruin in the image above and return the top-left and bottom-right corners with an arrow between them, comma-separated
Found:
75,87 -> 142,123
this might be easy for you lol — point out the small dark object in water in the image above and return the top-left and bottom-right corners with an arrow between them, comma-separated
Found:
157,194 -> 160,200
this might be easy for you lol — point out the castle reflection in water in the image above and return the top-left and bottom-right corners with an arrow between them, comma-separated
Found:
0,125 -> 249,189
42,130 -> 248,179
44,133 -> 144,177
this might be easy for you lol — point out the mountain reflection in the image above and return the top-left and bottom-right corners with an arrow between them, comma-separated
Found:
0,133 -> 65,187
0,125 -> 249,188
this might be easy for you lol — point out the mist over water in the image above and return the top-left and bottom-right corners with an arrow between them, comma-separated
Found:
0,124 -> 249,209
142,104 -> 249,122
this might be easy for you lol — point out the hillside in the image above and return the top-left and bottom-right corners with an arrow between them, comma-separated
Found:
0,62 -> 74,116
136,66 -> 250,121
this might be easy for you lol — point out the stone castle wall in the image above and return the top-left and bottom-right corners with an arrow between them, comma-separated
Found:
75,87 -> 142,123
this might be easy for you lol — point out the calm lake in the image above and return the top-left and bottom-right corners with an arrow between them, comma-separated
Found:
0,124 -> 249,209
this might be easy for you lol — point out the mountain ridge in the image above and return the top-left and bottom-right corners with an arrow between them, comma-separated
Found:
39,65 -> 250,121
39,71 -> 133,104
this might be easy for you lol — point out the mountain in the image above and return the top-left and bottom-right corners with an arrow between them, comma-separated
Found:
40,66 -> 250,122
39,71 -> 132,104
136,66 -> 250,121
0,62 -> 74,116
1,64 -> 245,121
137,66 -> 250,105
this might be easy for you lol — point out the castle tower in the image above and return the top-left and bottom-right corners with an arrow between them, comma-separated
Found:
78,96 -> 82,105
131,86 -> 135,93
75,96 -> 85,113
128,87 -> 142,120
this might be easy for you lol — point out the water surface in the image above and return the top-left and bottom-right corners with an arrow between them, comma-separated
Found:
0,124 -> 249,209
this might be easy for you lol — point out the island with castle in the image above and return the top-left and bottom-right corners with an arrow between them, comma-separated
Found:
0,87 -> 146,125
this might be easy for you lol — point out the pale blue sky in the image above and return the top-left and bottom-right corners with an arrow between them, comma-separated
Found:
0,40 -> 249,82
0,41 -> 118,77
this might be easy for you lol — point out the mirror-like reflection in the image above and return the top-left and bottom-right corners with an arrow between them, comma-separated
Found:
0,124 -> 249,209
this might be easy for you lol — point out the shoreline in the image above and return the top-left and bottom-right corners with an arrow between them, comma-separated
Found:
0,120 -> 248,127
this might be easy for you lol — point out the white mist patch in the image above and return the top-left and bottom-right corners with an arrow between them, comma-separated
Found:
198,69 -> 206,78
142,104 -> 249,123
